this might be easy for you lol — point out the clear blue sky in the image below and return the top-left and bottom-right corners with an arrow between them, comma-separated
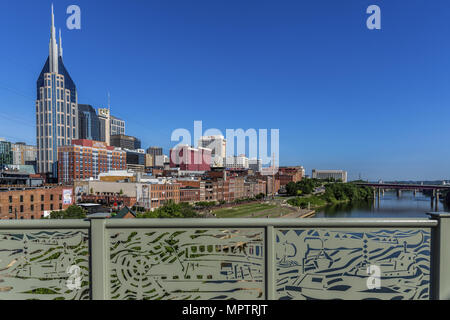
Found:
0,0 -> 450,181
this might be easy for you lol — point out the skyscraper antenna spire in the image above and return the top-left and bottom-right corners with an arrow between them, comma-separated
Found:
59,28 -> 63,58
49,3 -> 58,73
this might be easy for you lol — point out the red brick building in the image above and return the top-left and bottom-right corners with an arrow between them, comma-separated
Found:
58,139 -> 126,184
139,183 -> 181,210
0,185 -> 73,220
170,145 -> 211,171
276,166 -> 304,186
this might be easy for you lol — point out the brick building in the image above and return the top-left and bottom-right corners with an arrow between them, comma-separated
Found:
80,193 -> 137,208
0,185 -> 73,220
140,182 -> 181,210
58,139 -> 126,184
276,166 -> 304,186
170,145 -> 211,171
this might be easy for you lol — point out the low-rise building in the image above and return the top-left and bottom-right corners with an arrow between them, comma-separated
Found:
0,185 -> 73,220
276,166 -> 304,186
312,169 -> 348,182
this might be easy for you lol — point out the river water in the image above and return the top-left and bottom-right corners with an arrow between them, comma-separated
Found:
313,190 -> 448,218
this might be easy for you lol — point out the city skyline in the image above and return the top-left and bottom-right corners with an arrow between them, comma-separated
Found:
1,0 -> 450,180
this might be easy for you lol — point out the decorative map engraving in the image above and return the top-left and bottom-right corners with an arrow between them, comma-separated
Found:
276,228 -> 431,300
0,230 -> 90,300
109,228 -> 265,300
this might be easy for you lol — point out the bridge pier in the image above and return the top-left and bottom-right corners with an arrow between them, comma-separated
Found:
414,189 -> 417,197
396,189 -> 402,198
435,191 -> 440,211
431,189 -> 436,209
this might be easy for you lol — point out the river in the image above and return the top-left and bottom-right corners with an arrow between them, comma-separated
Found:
313,190 -> 448,218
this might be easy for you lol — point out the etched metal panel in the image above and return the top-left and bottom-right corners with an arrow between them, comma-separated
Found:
276,228 -> 431,300
0,230 -> 90,300
109,228 -> 265,300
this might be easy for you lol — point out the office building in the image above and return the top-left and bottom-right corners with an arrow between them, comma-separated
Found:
57,139 -> 126,184
198,135 -> 226,167
312,169 -> 348,183
146,146 -> 164,167
249,158 -> 262,173
78,104 -> 100,141
0,139 -> 13,168
110,134 -> 141,150
225,155 -> 249,169
97,108 -> 111,145
125,149 -> 146,172
110,115 -> 125,136
11,142 -> 37,168
170,145 -> 211,172
97,108 -> 125,145
36,6 -> 78,179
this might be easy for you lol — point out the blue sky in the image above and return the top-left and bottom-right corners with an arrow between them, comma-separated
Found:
0,0 -> 450,181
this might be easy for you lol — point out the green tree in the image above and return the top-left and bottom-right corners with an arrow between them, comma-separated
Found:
137,201 -> 198,218
46,205 -> 87,219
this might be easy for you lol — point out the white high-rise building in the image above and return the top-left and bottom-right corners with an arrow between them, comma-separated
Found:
36,5 -> 78,178
198,135 -> 226,167
225,155 -> 249,169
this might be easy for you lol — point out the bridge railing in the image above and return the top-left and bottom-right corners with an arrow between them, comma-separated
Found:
1,214 -> 449,300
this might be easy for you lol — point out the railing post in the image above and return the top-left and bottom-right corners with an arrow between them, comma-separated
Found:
266,225 -> 275,300
429,212 -> 450,300
89,217 -> 109,300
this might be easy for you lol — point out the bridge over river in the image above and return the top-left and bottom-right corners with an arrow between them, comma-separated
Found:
356,183 -> 450,210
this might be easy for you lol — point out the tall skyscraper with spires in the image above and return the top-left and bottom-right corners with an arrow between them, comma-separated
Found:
36,5 -> 78,179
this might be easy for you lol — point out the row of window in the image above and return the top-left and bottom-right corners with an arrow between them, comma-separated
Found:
1,203 -> 62,214
8,194 -> 62,203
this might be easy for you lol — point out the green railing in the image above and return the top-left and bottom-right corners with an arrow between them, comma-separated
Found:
0,213 -> 449,300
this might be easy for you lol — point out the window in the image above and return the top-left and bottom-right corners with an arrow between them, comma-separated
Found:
20,205 -> 23,213
30,195 -> 34,202
50,194 -> 54,201
50,204 -> 54,210
41,204 -> 44,211
41,195 -> 44,201
8,196 -> 12,203
31,205 -> 34,212
8,206 -> 12,214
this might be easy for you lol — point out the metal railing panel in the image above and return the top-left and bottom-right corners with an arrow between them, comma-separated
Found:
107,227 -> 265,300
275,227 -> 431,300
0,228 -> 90,300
